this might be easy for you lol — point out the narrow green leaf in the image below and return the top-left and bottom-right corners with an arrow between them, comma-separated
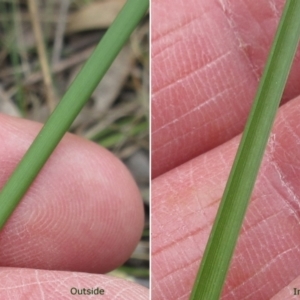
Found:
0,0 -> 149,229
190,0 -> 300,299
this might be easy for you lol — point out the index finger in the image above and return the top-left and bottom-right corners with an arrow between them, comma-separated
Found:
0,114 -> 144,273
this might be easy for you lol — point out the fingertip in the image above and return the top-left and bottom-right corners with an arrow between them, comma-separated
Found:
0,114 -> 144,272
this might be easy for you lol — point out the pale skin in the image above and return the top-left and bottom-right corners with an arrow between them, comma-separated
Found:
152,0 -> 300,299
0,114 -> 148,299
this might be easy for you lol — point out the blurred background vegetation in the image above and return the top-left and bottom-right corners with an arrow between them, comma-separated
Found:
0,0 -> 149,287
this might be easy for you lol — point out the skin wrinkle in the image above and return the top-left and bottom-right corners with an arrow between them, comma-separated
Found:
154,263 -> 196,300
112,286 -> 134,300
246,2 -> 273,38
153,48 -> 231,98
225,246 -> 299,300
236,282 -> 268,300
156,253 -> 200,283
34,270 -> 45,300
269,0 -> 280,18
229,229 -> 298,298
271,111 -> 300,219
153,5 -> 233,96
241,208 -> 282,239
281,115 -> 300,147
231,221 -> 275,279
179,292 -> 190,300
153,88 -> 239,154
0,277 -> 61,290
261,175 -> 289,208
268,161 -> 300,220
153,78 -> 231,136
216,0 -> 261,82
152,179 -> 219,227
153,83 -> 252,172
151,3 -> 212,55
154,240 -> 203,287
152,209 -> 215,256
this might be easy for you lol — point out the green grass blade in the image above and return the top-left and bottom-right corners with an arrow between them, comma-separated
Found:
190,0 -> 300,299
0,0 -> 149,229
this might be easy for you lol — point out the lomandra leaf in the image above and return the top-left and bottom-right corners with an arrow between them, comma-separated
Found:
190,0 -> 300,299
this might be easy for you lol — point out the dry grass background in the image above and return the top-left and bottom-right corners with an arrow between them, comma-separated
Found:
0,0 -> 149,287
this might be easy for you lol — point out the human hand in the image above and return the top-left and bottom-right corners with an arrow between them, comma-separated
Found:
152,0 -> 300,299
0,114 -> 148,299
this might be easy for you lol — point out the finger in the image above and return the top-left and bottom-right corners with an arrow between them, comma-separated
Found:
152,95 -> 300,299
152,0 -> 300,177
0,114 -> 144,273
0,267 -> 149,299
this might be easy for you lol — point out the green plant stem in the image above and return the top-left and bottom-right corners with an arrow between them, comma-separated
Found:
0,0 -> 149,229
190,1 -> 300,299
